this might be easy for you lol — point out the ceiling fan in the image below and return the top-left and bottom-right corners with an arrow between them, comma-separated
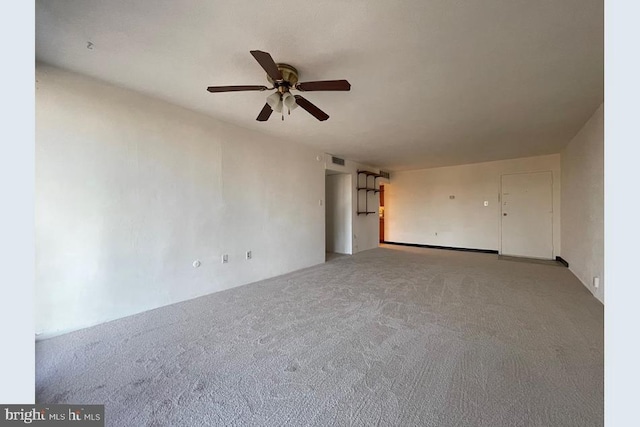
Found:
206,50 -> 351,122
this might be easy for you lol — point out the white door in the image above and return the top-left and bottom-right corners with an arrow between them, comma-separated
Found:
500,171 -> 553,259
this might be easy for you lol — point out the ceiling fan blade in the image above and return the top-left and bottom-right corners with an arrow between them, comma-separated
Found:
295,80 -> 351,91
256,103 -> 273,121
294,95 -> 329,121
207,85 -> 268,93
250,50 -> 283,81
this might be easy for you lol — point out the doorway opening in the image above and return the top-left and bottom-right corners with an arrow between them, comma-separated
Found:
379,184 -> 385,243
325,171 -> 352,261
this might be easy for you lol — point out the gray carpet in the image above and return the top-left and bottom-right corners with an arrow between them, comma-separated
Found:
36,246 -> 603,426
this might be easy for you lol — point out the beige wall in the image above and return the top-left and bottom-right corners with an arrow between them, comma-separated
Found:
386,154 -> 561,254
36,64 -> 327,337
561,104 -> 604,303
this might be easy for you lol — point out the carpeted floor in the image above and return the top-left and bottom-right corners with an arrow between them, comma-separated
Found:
36,246 -> 603,426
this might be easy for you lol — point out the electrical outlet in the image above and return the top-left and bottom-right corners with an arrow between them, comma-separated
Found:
222,254 -> 228,264
246,251 -> 252,260
593,276 -> 600,288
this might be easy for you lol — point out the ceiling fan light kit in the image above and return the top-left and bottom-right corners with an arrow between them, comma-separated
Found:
206,50 -> 350,122
283,92 -> 298,111
266,91 -> 283,113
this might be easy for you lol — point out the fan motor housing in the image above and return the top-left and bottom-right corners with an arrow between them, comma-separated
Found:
267,63 -> 299,87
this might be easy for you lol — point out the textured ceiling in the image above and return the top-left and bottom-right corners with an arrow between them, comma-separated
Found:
35,0 -> 603,171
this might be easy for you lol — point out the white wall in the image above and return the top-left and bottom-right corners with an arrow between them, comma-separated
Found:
561,104 -> 604,303
325,173 -> 352,254
36,64 -> 326,337
386,154 -> 561,253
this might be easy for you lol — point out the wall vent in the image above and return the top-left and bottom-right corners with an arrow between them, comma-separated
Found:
380,170 -> 390,179
331,156 -> 345,166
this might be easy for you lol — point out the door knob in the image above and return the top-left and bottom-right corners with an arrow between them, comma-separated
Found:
503,213 -> 507,216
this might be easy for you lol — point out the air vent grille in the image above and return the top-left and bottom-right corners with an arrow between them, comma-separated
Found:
331,156 -> 345,166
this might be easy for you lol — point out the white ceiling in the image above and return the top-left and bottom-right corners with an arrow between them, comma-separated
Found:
35,0 -> 603,171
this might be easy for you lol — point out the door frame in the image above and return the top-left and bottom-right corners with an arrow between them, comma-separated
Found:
325,171 -> 353,255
